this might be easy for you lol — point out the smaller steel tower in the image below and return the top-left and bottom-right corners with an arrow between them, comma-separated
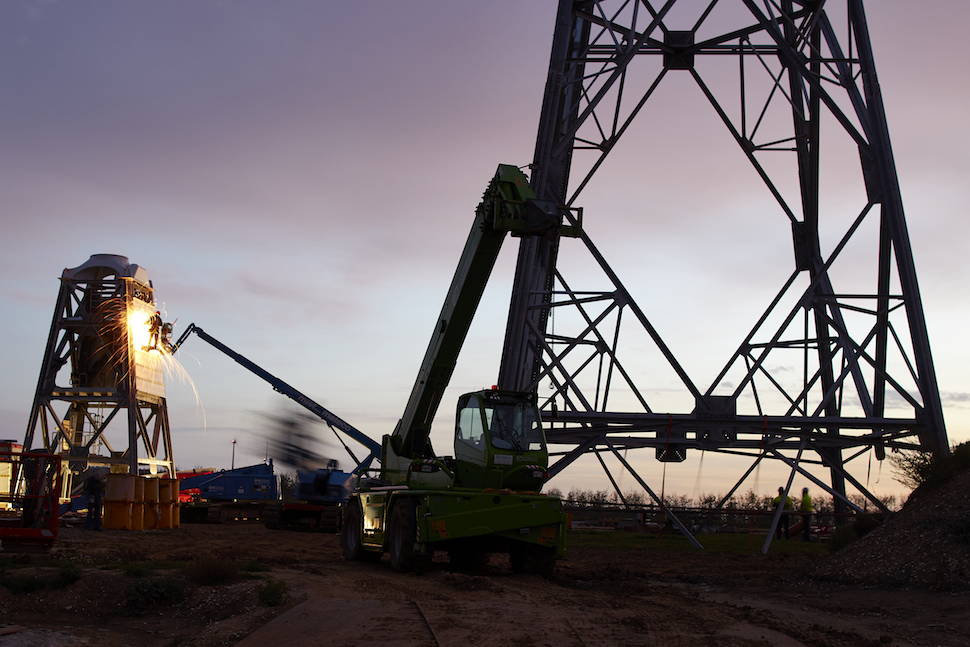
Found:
22,255 -> 175,494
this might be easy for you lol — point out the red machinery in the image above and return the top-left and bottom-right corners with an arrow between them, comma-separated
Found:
176,468 -> 215,504
0,451 -> 62,552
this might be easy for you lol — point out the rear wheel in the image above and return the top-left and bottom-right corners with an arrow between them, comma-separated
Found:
341,499 -> 380,562
388,498 -> 428,573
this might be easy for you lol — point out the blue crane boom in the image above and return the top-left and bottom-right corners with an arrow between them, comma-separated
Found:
171,324 -> 380,474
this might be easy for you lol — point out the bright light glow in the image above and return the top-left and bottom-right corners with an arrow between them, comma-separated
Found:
126,310 -> 154,352
122,304 -> 207,430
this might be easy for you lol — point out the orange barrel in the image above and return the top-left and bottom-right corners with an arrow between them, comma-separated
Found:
157,479 -> 173,529
143,478 -> 160,530
158,478 -> 172,504
105,473 -> 136,502
130,477 -> 145,530
171,477 -> 181,528
103,502 -> 132,530
158,502 -> 174,529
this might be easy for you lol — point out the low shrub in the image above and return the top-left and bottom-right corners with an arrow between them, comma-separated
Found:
0,573 -> 47,594
122,561 -> 154,578
257,579 -> 287,607
53,563 -> 81,587
124,576 -> 186,614
0,564 -> 81,594
241,559 -> 269,573
892,441 -> 970,492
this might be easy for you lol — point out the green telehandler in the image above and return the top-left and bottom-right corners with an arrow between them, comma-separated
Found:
341,165 -> 578,574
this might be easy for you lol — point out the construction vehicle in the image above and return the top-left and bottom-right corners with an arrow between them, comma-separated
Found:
262,459 -> 350,532
177,458 -> 351,530
171,325 -> 380,527
341,165 -> 573,574
178,461 -> 279,523
0,451 -> 61,552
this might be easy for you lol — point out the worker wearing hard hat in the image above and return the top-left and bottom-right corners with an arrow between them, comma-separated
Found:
772,486 -> 795,539
147,310 -> 163,350
799,487 -> 814,542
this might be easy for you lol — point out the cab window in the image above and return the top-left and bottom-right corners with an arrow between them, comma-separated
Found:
457,396 -> 485,445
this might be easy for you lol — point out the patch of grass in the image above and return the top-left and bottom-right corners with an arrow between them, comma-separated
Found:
256,579 -> 287,607
124,576 -> 186,614
184,558 -> 239,586
53,563 -> 81,587
569,530 -> 826,555
113,546 -> 147,563
0,573 -> 47,594
241,559 -> 269,573
0,564 -> 81,594
122,561 -> 154,578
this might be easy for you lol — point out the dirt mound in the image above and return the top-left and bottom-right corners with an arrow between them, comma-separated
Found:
817,467 -> 970,590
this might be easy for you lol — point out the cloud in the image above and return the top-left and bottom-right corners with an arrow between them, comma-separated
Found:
942,392 -> 970,406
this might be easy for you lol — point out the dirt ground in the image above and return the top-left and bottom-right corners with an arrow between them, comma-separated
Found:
1,524 -> 968,647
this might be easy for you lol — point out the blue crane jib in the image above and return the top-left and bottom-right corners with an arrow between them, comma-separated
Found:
170,324 -> 380,474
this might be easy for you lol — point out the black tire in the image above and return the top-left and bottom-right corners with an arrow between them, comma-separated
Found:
510,547 -> 528,574
388,498 -> 428,573
342,499 -> 380,562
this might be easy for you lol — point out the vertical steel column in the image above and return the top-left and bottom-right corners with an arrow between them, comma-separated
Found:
782,1 -> 849,511
848,0 -> 947,454
498,0 -> 590,391
124,280 -> 141,474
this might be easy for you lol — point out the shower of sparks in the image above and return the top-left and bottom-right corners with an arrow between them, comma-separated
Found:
159,344 -> 208,434
95,298 -> 208,431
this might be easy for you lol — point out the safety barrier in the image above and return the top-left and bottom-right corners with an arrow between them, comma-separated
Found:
102,474 -> 180,531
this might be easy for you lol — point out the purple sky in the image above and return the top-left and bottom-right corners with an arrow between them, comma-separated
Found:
2,1 -> 967,499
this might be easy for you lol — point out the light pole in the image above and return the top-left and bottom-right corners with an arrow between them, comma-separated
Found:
231,438 -> 236,470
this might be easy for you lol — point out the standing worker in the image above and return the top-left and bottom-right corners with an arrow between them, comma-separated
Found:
799,487 -> 814,542
83,472 -> 105,531
771,486 -> 794,539
147,310 -> 163,350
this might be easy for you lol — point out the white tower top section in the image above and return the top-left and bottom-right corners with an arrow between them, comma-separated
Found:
62,254 -> 151,288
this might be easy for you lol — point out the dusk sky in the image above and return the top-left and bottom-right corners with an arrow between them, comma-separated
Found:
2,1 -> 967,501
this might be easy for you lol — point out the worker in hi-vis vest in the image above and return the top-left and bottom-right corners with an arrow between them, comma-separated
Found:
799,487 -> 814,542
772,486 -> 795,539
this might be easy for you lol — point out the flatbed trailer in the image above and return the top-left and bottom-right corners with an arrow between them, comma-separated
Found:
263,500 -> 342,532
180,500 -> 266,524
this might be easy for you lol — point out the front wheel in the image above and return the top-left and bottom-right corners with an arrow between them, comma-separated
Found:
341,499 -> 380,562
388,498 -> 428,573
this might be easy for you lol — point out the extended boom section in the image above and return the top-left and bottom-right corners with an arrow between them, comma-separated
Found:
172,324 -> 380,473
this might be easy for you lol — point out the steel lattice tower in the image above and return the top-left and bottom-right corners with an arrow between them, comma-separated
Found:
22,255 -> 175,495
498,0 -> 947,535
